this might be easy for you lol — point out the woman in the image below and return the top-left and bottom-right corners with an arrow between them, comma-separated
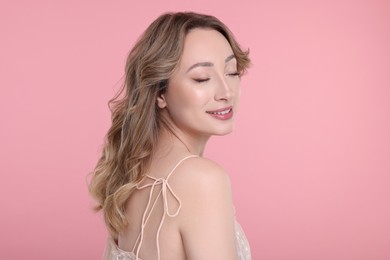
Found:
89,12 -> 251,260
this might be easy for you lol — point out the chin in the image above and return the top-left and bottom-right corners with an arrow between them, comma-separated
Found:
212,126 -> 235,136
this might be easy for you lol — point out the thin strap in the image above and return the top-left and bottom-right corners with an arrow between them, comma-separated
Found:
166,155 -> 199,180
131,155 -> 198,260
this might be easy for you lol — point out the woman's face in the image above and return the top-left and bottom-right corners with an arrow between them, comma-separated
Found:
158,28 -> 241,138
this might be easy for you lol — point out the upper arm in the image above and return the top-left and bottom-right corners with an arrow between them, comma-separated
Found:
176,158 -> 237,260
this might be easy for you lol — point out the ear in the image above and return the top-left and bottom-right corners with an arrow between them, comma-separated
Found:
157,94 -> 167,109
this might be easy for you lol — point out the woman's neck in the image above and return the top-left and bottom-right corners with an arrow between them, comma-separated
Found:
156,125 -> 210,157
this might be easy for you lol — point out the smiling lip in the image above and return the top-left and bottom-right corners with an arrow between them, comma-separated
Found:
206,106 -> 233,120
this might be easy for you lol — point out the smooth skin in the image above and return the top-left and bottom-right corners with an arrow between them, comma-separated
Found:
118,28 -> 241,259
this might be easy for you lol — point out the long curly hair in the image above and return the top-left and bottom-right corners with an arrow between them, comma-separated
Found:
89,11 -> 251,237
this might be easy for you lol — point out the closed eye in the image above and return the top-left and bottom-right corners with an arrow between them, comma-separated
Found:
193,78 -> 210,83
227,72 -> 240,77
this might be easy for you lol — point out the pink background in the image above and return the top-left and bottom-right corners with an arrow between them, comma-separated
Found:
1,1 -> 389,259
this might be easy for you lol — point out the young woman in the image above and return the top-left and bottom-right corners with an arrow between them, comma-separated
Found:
89,12 -> 251,260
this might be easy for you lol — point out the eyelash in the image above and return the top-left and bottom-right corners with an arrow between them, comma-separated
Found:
194,78 -> 210,83
228,72 -> 240,77
193,72 -> 240,83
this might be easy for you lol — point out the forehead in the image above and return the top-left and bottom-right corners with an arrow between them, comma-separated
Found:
178,28 -> 234,68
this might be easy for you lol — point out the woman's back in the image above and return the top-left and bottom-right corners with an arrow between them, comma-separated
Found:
105,155 -> 250,260
117,155 -> 196,260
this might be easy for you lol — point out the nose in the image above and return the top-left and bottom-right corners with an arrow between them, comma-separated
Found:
215,76 -> 234,101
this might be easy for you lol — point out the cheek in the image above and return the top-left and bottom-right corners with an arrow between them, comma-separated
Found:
191,87 -> 213,108
236,84 -> 241,98
233,82 -> 241,109
232,80 -> 241,98
168,84 -> 212,110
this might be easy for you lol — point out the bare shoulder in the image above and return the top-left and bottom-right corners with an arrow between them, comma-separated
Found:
171,157 -> 237,259
170,156 -> 234,217
173,156 -> 230,181
171,156 -> 231,194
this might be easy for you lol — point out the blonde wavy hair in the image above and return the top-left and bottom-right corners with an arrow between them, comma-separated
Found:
89,12 -> 251,237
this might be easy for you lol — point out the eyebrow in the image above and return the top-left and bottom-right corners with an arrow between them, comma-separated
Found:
186,54 -> 236,73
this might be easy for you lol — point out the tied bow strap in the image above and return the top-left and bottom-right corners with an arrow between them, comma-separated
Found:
133,176 -> 182,260
130,155 -> 198,260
